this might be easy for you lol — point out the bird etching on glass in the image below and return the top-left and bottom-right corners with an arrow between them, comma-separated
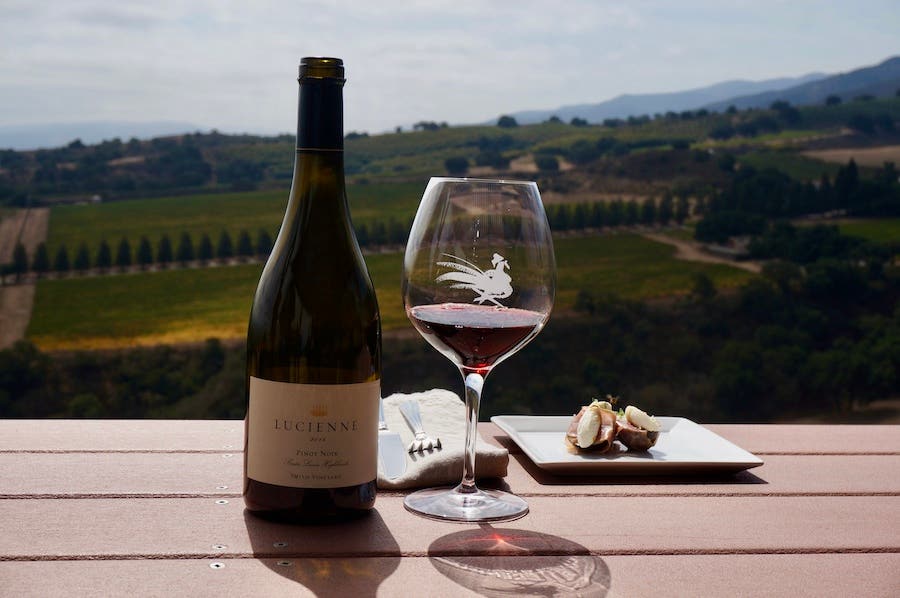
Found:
435,253 -> 513,307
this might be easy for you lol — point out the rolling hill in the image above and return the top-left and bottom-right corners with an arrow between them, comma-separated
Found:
505,73 -> 826,124
703,56 -> 900,112
505,55 -> 900,125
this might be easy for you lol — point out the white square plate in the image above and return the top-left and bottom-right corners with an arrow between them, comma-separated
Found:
491,415 -> 763,475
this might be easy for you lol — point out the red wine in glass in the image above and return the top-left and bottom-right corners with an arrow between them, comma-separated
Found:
408,303 -> 545,371
402,177 -> 555,523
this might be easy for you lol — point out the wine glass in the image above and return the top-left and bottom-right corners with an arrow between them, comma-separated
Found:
401,177 -> 556,522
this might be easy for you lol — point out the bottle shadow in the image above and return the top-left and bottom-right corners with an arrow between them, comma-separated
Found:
243,508 -> 400,597
428,524 -> 612,597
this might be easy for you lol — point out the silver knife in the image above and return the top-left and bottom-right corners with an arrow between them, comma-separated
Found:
378,399 -> 407,479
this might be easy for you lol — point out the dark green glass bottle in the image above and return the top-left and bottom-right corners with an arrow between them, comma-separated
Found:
244,57 -> 381,522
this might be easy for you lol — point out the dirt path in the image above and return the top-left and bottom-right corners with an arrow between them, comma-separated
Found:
0,207 -> 49,349
0,285 -> 35,349
803,145 -> 900,168
641,232 -> 762,274
0,207 -> 49,261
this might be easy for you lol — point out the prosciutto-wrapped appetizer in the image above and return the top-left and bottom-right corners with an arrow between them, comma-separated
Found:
566,400 -> 618,452
616,405 -> 660,451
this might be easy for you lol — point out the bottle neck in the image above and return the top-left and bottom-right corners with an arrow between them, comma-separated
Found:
296,79 -> 344,151
279,77 -> 349,251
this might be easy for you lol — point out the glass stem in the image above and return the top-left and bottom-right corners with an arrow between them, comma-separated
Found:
459,369 -> 485,493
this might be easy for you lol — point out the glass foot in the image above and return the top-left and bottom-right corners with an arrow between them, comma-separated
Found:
403,485 -> 529,523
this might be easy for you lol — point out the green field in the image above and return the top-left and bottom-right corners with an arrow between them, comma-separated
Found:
738,150 -> 842,181
836,218 -> 900,244
28,234 -> 754,351
45,182 -> 425,258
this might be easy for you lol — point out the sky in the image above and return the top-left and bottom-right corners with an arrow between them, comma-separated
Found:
1,0 -> 899,138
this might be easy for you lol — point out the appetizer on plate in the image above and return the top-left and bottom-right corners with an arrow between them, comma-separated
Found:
565,397 -> 660,453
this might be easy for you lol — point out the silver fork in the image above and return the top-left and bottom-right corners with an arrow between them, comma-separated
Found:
399,400 -> 442,453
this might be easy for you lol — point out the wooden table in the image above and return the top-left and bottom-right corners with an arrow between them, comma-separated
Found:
2,420 -> 898,597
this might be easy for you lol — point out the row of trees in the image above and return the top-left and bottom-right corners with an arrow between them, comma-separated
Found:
2,229 -> 274,281
545,195 -> 692,231
695,160 -> 900,243
4,195 -> 701,281
1,216 -> 422,280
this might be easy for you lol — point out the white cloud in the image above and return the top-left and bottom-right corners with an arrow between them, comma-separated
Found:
1,1 -> 898,135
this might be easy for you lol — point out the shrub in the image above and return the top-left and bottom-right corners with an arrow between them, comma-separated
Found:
444,156 -> 469,176
534,155 -> 559,172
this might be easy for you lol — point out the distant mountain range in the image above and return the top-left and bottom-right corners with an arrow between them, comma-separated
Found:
505,56 -> 900,125
4,57 -> 900,151
702,56 -> 900,112
0,121 -> 201,151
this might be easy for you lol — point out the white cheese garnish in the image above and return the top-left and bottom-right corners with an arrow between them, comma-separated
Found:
625,405 -> 660,432
575,407 -> 601,448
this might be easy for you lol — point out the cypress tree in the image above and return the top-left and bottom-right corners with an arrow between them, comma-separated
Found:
53,244 -> 70,273
552,204 -> 571,230
590,202 -> 607,228
675,195 -> 690,224
31,242 -> 50,277
572,203 -> 588,229
370,221 -> 387,245
74,242 -> 91,272
356,223 -> 369,247
236,229 -> 253,260
115,237 -> 132,270
624,200 -> 639,225
216,230 -> 234,262
157,234 -> 173,268
198,233 -> 214,264
96,240 -> 112,271
256,229 -> 273,257
176,232 -> 194,265
137,236 -> 154,270
12,242 -> 28,281
640,198 -> 657,225
387,218 -> 406,245
608,199 -> 624,227
658,193 -> 674,226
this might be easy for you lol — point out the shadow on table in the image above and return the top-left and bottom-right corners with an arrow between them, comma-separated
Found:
428,525 -> 612,597
243,508 -> 399,597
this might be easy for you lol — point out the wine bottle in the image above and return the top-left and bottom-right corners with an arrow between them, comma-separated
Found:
244,57 -> 381,522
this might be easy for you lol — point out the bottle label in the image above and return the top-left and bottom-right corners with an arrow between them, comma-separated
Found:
246,377 -> 379,488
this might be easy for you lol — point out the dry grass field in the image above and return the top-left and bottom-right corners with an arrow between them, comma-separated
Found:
803,144 -> 900,168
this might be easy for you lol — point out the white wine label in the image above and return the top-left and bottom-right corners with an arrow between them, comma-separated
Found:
247,377 -> 379,488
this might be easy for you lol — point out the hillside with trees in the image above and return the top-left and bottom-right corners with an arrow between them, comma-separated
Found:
1,93 -> 898,422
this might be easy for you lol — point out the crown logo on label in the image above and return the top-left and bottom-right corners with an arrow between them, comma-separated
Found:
310,404 -> 328,417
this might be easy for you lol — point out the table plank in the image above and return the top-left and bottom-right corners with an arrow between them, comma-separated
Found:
504,453 -> 900,496
0,452 -> 240,497
0,420 -> 243,452
3,452 -> 899,498
704,424 -> 900,455
2,496 -> 898,559
5,421 -> 899,455
1,554 -> 898,598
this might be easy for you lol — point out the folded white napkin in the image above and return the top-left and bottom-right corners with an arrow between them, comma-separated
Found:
377,388 -> 509,490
